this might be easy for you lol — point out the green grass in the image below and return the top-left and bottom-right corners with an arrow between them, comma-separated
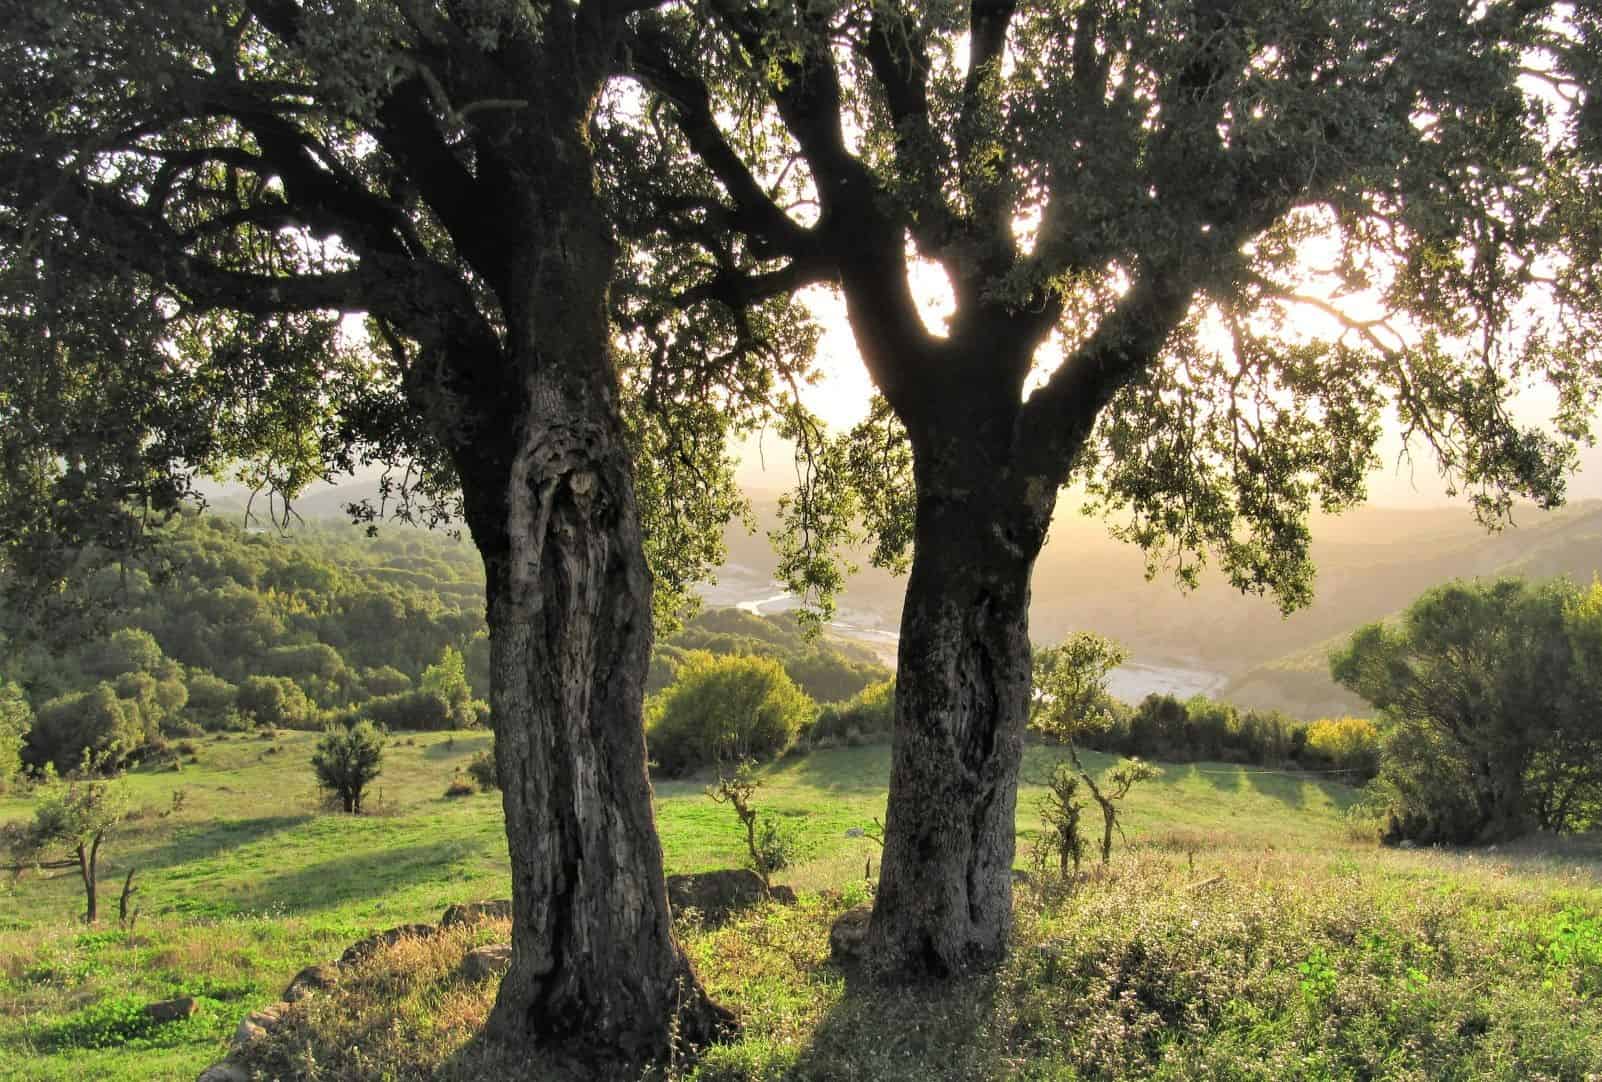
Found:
2,733 -> 1598,1080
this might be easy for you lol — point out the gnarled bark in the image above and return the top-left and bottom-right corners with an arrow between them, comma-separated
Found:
443,118 -> 729,1065
867,435 -> 1050,976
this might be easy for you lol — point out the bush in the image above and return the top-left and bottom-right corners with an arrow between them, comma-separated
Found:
364,689 -> 453,731
236,676 -> 315,730
1333,576 -> 1602,841
185,672 -> 244,731
466,749 -> 499,791
1303,716 -> 1381,783
311,720 -> 385,814
811,678 -> 894,745
0,679 -> 30,790
647,652 -> 815,776
27,685 -> 144,773
782,648 -> 888,705
360,666 -> 412,698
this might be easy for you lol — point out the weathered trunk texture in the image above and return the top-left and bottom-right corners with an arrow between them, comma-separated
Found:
450,138 -> 727,1062
867,439 -> 1048,975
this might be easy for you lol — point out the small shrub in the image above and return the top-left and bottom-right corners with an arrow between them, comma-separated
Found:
706,761 -> 795,891
311,720 -> 385,814
810,678 -> 894,746
466,749 -> 499,791
363,689 -> 453,731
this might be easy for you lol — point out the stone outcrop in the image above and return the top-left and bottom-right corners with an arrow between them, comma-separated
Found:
439,899 -> 513,929
828,905 -> 873,962
666,870 -> 796,923
459,942 -> 513,981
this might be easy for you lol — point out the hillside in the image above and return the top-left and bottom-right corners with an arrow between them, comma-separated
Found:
2,735 -> 1599,1080
714,497 -> 1602,713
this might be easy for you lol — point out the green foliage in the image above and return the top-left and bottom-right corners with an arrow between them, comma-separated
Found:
39,991 -> 206,1051
0,677 -> 29,787
647,652 -> 815,776
1333,577 -> 1602,843
234,676 -> 314,731
181,673 -> 239,731
360,666 -> 412,698
1031,633 -> 1130,744
28,685 -> 143,773
781,648 -> 885,706
363,689 -> 453,732
811,677 -> 895,746
310,720 -> 385,815
418,647 -> 484,728
75,629 -> 168,683
706,761 -> 794,890
1033,762 -> 1087,879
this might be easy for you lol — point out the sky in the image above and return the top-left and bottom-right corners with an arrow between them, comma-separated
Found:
734,273 -> 1602,510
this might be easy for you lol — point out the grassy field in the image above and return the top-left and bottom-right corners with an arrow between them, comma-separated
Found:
2,732 -> 1598,1081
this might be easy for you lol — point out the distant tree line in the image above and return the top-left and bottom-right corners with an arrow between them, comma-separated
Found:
0,513 -> 893,787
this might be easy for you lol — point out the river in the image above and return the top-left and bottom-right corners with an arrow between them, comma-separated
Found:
731,586 -> 1225,703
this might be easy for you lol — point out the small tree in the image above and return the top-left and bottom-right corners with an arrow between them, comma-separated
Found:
0,678 -> 29,790
1332,578 -> 1583,843
1081,758 -> 1161,865
706,761 -> 792,892
1031,633 -> 1158,863
312,721 -> 385,815
3,766 -> 130,922
1031,634 -> 1130,742
419,647 -> 483,728
1036,763 -> 1087,878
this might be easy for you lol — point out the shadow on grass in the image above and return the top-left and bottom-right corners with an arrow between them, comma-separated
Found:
422,734 -> 492,761
223,840 -> 478,915
122,814 -> 316,874
785,745 -> 893,795
774,965 -> 1003,1082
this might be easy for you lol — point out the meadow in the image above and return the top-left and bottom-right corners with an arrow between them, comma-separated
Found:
2,732 -> 1599,1081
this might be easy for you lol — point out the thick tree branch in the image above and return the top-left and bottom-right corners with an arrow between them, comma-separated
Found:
956,0 -> 1020,264
1017,269 -> 1193,482
626,26 -> 814,257
860,3 -> 959,255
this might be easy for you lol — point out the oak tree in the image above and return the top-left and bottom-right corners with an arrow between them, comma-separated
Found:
633,0 -> 1602,975
0,0 -> 812,1060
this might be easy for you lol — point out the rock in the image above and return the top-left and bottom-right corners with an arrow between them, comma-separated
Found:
828,905 -> 873,963
339,923 -> 436,966
232,1002 -> 285,1050
282,962 -> 339,1002
145,996 -> 199,1023
666,870 -> 795,923
459,942 -> 513,981
440,899 -> 513,929
196,1062 -> 251,1082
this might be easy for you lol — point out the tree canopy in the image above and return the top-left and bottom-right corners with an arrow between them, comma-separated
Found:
625,0 -> 1602,977
1333,576 -> 1602,841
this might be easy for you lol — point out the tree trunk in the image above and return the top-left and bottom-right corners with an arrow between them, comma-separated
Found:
454,152 -> 728,1064
78,835 -> 99,924
867,448 -> 1047,976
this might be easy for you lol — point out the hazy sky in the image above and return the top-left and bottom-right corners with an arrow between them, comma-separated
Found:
736,279 -> 1602,509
